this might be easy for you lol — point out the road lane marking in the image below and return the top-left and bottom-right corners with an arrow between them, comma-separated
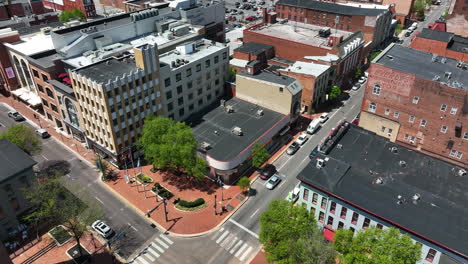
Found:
159,234 -> 173,245
235,243 -> 248,257
95,197 -> 104,204
155,238 -> 169,249
216,230 -> 229,244
228,219 -> 259,239
250,209 -> 259,218
230,240 -> 243,254
240,246 -> 253,261
128,224 -> 138,232
224,236 -> 239,251
211,227 -> 224,240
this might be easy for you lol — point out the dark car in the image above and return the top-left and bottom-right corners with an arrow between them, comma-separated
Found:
309,146 -> 319,159
8,111 -> 25,122
286,142 -> 300,155
260,164 -> 276,180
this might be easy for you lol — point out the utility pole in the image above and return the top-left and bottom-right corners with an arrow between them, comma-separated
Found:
214,194 -> 217,215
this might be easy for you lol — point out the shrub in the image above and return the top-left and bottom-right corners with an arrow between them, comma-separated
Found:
136,173 -> 153,184
150,167 -> 158,173
152,182 -> 173,199
178,198 -> 205,208
49,226 -> 71,245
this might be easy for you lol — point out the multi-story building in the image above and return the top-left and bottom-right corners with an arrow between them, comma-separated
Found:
0,0 -> 47,20
359,44 -> 467,166
297,122 -> 468,264
0,28 -> 21,96
0,139 -> 37,241
445,0 -> 468,37
244,20 -> 364,88
275,0 -> 393,51
42,0 -> 96,18
409,29 -> 468,62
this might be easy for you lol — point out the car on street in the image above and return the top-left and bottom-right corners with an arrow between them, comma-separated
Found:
309,146 -> 319,159
352,113 -> 360,125
8,111 -> 25,122
246,16 -> 255,21
92,220 -> 113,238
286,142 -> 300,155
259,164 -> 276,180
35,129 -> 50,139
319,112 -> 329,123
286,183 -> 301,203
352,82 -> 361,91
358,76 -> 367,84
265,174 -> 281,190
295,132 -> 308,145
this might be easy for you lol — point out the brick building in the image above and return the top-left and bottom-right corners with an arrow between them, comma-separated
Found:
0,0 -> 47,21
409,28 -> 468,62
275,0 -> 393,51
42,0 -> 96,18
359,44 -> 468,167
445,0 -> 468,37
0,28 -> 20,96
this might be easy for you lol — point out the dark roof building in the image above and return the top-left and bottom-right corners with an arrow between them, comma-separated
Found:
75,57 -> 139,84
277,0 -> 386,16
234,42 -> 274,56
0,139 -> 37,183
297,123 -> 468,263
410,29 -> 468,62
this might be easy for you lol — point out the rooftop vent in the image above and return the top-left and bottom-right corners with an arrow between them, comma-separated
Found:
201,141 -> 211,150
225,105 -> 234,113
375,177 -> 383,184
433,75 -> 440,81
431,54 -> 438,62
231,126 -> 243,136
399,160 -> 406,167
390,146 -> 398,154
455,168 -> 467,177
337,144 -> 343,149
445,71 -> 452,79
441,57 -> 447,64
256,109 -> 264,117
412,193 -> 421,202
396,194 -> 404,205
316,158 -> 325,169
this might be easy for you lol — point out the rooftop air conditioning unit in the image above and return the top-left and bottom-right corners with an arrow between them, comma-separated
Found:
316,158 -> 324,169
225,105 -> 234,113
390,147 -> 398,153
457,169 -> 467,177
399,160 -> 406,167
256,109 -> 264,116
231,126 -> 243,136
201,142 -> 211,150
412,193 -> 421,201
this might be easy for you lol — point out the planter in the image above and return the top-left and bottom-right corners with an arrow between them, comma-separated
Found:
48,225 -> 72,246
135,173 -> 153,185
175,201 -> 207,212
151,182 -> 173,200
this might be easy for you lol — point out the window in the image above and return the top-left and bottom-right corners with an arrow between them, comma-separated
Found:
388,128 -> 393,137
372,85 -> 381,95
312,193 -> 318,204
303,189 -> 309,201
176,73 -> 182,82
206,72 -> 211,80
412,96 -> 419,104
321,197 -> 327,208
376,223 -> 383,229
381,126 -> 386,133
167,102 -> 173,111
188,93 -> 193,100
426,249 -> 436,262
42,98 -> 49,107
214,55 -> 219,64
207,94 -> 212,101
197,88 -> 202,95
404,134 -> 409,141
179,108 -> 185,117
186,68 -> 192,77
464,132 -> 468,140
205,59 -> 211,68
46,88 -> 54,98
394,111 -> 399,118
440,104 -> 447,111
279,87 -> 284,93
51,104 -> 58,113
166,91 -> 172,100
178,97 -> 184,106
410,136 -> 415,144
368,102 -> 376,113
340,207 -> 347,219
222,52 -> 227,59
318,212 -> 324,223
441,125 -> 447,133
37,84 -> 44,93
32,69 -> 39,78
187,81 -> 193,89
385,108 -> 390,115
196,64 -> 201,72
198,98 -> 203,106
409,115 -> 415,123
177,85 -> 183,94
362,218 -> 370,229
450,107 -> 458,115
327,216 -> 334,226
450,150 -> 463,159
330,201 -> 336,213
165,78 -> 171,87
351,212 -> 358,224
338,222 -> 344,229
420,119 -> 427,127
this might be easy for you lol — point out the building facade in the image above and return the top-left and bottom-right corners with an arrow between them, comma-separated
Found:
409,29 -> 468,62
42,0 -> 96,18
0,28 -> 21,96
0,0 -> 47,20
359,44 -> 468,167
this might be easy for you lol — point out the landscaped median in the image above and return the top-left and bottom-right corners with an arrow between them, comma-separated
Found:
135,173 -> 153,184
48,225 -> 72,246
175,198 -> 207,212
151,182 -> 173,199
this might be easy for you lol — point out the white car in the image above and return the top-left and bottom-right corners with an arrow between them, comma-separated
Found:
295,132 -> 308,146
358,76 -> 367,84
92,220 -> 113,238
265,175 -> 281,190
319,113 -> 329,123
352,82 -> 361,90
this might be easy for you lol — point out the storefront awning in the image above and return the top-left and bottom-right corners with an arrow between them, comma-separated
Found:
323,228 -> 335,242
11,88 -> 28,97
27,96 -> 42,106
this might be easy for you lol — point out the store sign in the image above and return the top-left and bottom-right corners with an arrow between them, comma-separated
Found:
5,67 -> 15,79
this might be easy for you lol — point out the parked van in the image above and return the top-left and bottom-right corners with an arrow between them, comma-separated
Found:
411,22 -> 418,29
36,129 -> 50,139
307,119 -> 321,134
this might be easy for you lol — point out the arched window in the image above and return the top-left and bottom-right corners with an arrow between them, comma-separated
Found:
369,102 -> 377,113
20,59 -> 33,89
45,87 -> 54,98
13,56 -> 26,87
65,98 -> 79,127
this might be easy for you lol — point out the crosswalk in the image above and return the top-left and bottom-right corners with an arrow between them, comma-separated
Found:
211,227 -> 255,262
133,233 -> 174,264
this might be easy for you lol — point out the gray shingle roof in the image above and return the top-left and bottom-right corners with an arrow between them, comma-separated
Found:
0,139 -> 37,183
418,28 -> 454,42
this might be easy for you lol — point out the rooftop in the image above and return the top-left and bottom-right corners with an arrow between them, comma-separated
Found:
191,97 -> 285,161
377,44 -> 468,91
277,0 -> 387,16
5,33 -> 54,56
237,70 -> 301,95
158,40 -> 227,69
418,28 -> 454,42
234,42 -> 273,55
75,57 -> 139,84
279,61 -> 330,76
0,139 -> 37,183
28,49 -> 63,69
298,124 -> 468,258
247,22 -> 353,50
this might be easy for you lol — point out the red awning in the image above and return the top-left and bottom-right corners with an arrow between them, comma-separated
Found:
323,228 -> 335,242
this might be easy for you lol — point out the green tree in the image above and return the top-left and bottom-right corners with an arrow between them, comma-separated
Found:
354,68 -> 362,79
395,24 -> 403,36
228,66 -> 237,82
334,227 -> 422,264
328,85 -> 341,101
370,51 -> 381,61
251,143 -> 270,168
259,200 -> 336,264
414,0 -> 426,20
442,8 -> 448,18
94,156 -> 111,181
138,116 -> 206,180
59,10 -> 73,22
237,176 -> 251,195
0,125 -> 41,155
71,8 -> 86,22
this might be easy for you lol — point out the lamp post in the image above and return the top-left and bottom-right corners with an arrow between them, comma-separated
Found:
214,194 -> 217,215
163,198 -> 168,222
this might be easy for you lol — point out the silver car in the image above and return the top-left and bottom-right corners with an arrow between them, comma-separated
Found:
92,220 -> 113,238
265,175 -> 281,190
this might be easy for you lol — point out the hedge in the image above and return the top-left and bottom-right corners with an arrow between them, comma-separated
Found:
177,198 -> 205,208
152,182 -> 173,199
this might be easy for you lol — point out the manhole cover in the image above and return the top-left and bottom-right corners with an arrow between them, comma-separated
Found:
236,195 -> 245,201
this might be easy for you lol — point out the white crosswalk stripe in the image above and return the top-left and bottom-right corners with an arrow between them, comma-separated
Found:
135,256 -> 150,264
151,242 -> 165,253
155,238 -> 169,249
235,244 -> 248,258
211,227 -> 225,240
135,233 -> 175,263
216,230 -> 230,244
213,228 -> 257,261
143,252 -> 156,262
147,245 -> 160,258
239,246 -> 253,261
160,234 -> 174,245
221,234 -> 238,251
229,240 -> 243,254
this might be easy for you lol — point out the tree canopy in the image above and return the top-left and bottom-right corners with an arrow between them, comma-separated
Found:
328,85 -> 341,101
251,143 -> 270,168
0,125 -> 41,155
138,116 -> 206,180
237,176 -> 251,194
334,227 -> 422,264
59,8 -> 86,22
259,200 -> 336,264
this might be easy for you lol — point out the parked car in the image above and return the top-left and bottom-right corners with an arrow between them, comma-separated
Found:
260,164 -> 276,180
286,142 -> 300,155
35,129 -> 50,139
319,112 -> 329,123
265,175 -> 281,190
352,82 -> 361,91
286,183 -> 301,203
309,146 -> 319,160
92,220 -> 113,238
295,132 -> 308,145
358,76 -> 367,84
352,113 -> 360,125
8,111 -> 25,122
246,16 -> 255,21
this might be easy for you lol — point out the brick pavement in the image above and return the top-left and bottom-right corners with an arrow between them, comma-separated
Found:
249,248 -> 267,264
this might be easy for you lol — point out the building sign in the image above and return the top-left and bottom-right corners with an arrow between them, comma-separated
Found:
5,67 -> 15,79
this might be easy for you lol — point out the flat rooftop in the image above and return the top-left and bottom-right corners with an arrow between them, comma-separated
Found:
6,34 -> 54,56
234,42 -> 273,55
0,139 -> 37,183
158,40 -> 226,69
377,44 -> 468,91
279,61 -> 330,76
298,124 -> 468,258
75,57 -> 139,84
29,50 -> 63,69
416,29 -> 468,54
277,0 -> 387,16
237,70 -> 301,95
191,97 -> 285,161
247,22 -> 353,49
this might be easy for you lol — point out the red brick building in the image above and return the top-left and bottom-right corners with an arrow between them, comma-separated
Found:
42,0 -> 96,18
0,29 -> 20,96
410,28 -> 468,62
445,0 -> 468,37
359,44 -> 468,166
0,0 -> 47,21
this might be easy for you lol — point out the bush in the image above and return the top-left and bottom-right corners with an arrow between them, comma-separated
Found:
136,173 -> 153,184
178,198 -> 205,208
151,182 -> 173,199
150,167 -> 158,173
49,226 -> 71,245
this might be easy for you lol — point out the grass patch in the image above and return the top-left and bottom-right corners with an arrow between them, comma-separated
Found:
175,201 -> 207,211
49,226 -> 71,245
136,173 -> 153,184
